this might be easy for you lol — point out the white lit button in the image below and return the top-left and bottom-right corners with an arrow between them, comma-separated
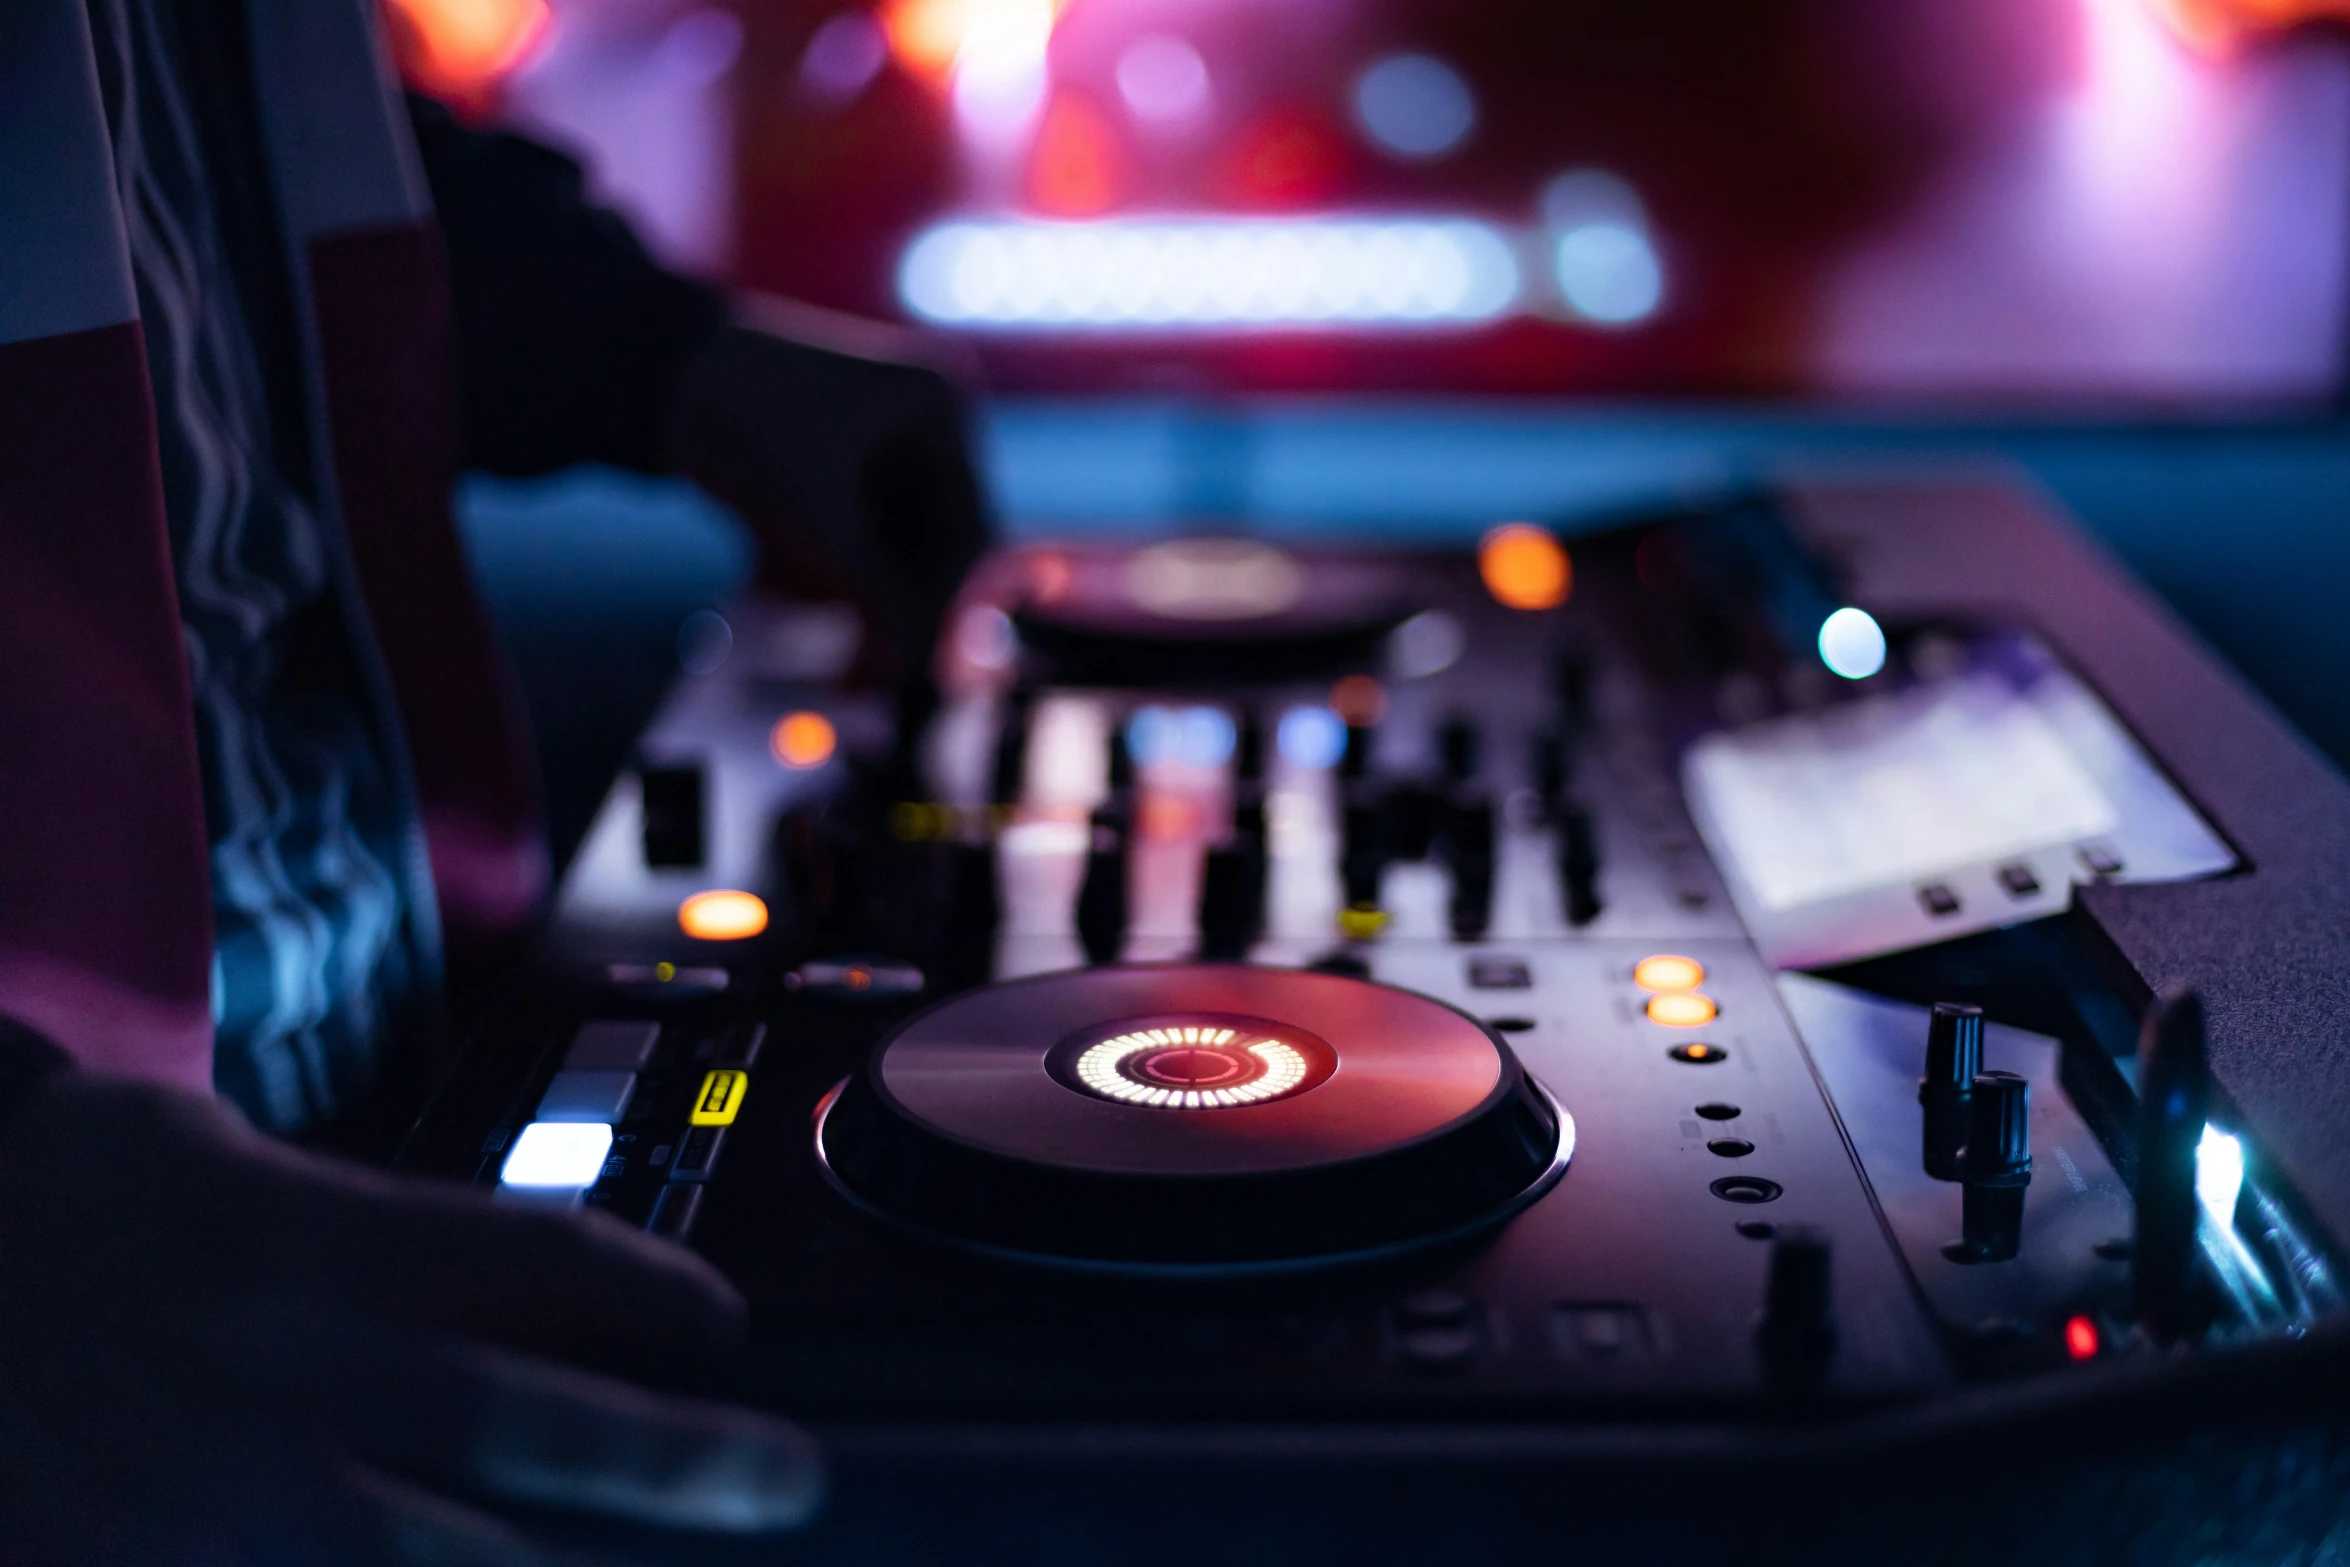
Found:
537,1069 -> 636,1124
499,1121 -> 615,1189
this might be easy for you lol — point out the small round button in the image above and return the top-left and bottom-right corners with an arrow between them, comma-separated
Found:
1669,1043 -> 1729,1065
1710,1176 -> 1782,1204
1707,1137 -> 1756,1158
1695,1102 -> 1741,1120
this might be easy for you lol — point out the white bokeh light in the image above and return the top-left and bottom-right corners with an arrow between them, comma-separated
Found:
900,218 -> 1520,330
1817,607 -> 1888,680
1555,221 -> 1664,326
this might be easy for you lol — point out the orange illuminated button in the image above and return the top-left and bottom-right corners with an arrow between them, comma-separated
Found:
678,890 -> 768,941
1478,524 -> 1572,611
1633,954 -> 1705,992
1646,991 -> 1719,1027
772,711 -> 838,769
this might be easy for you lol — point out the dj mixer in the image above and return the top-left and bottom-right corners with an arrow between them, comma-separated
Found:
400,474 -> 2350,1562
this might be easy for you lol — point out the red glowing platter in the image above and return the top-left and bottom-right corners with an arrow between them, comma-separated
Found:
816,965 -> 1570,1268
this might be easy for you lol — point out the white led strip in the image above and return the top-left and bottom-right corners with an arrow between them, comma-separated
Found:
1072,1025 -> 1310,1109
899,218 -> 1522,330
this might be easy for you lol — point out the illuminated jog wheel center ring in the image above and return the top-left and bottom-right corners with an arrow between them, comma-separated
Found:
817,966 -> 1571,1269
1059,1015 -> 1335,1109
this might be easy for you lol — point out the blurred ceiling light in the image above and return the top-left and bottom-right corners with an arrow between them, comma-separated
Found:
1350,54 -> 1477,161
385,0 -> 551,99
1116,35 -> 1211,126
1554,221 -> 1664,327
796,9 -> 890,108
653,9 -> 742,88
899,217 -> 1520,329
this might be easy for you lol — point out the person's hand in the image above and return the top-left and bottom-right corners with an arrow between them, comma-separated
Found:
670,297 -> 993,689
0,1068 -> 821,1565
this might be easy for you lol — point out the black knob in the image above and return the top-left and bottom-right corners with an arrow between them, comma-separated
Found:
1342,790 -> 1389,911
1438,715 -> 1481,783
1919,1002 -> 1984,1181
1558,803 -> 1601,927
1075,807 -> 1128,966
1756,1227 -> 1835,1390
640,761 -> 706,868
1445,794 -> 1495,942
1948,1071 -> 2032,1262
1532,727 -> 1573,811
1552,647 -> 1592,732
990,687 -> 1033,807
2136,988 -> 2211,1343
936,839 -> 1000,994
1105,722 -> 1135,794
1959,1071 -> 2031,1187
1234,708 -> 1265,785
1385,782 -> 1443,863
1340,721 -> 1374,782
1197,798 -> 1268,961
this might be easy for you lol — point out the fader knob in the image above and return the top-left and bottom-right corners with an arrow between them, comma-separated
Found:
639,761 -> 706,868
1558,804 -> 1601,927
1755,1227 -> 1835,1391
1956,1071 -> 2031,1262
2135,989 -> 2211,1343
1438,715 -> 1481,783
1445,794 -> 1496,942
1234,708 -> 1265,785
1197,797 -> 1268,962
1918,1002 -> 1983,1182
1075,807 -> 1129,966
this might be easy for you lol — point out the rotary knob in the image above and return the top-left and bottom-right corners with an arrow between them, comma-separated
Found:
1918,1001 -> 1983,1181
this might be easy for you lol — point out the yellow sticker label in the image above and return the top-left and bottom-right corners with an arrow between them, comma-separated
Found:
690,1069 -> 748,1126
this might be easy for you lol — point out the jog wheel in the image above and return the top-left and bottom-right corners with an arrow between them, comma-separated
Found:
815,965 -> 1571,1269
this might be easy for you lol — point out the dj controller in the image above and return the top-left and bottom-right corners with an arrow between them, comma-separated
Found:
400,474 -> 2350,1562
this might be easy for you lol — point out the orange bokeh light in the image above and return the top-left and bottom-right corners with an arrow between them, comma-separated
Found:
1646,992 -> 1719,1028
383,0 -> 551,99
1633,954 -> 1706,992
678,890 -> 769,941
1330,674 -> 1388,728
772,711 -> 839,769
880,0 -> 966,82
1479,524 -> 1572,611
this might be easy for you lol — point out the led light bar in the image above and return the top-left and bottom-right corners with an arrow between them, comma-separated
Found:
499,1120 -> 615,1189
899,217 -> 1521,330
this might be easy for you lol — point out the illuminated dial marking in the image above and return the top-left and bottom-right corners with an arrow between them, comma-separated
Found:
1070,1025 -> 1315,1109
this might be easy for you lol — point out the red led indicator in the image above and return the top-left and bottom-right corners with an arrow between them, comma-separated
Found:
2063,1315 -> 2099,1361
